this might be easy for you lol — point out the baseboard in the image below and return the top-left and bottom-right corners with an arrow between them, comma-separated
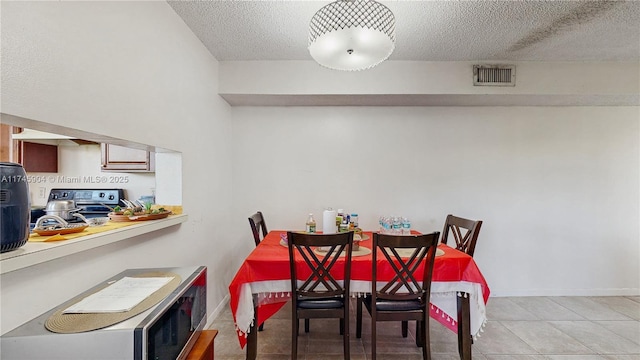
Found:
490,288 -> 640,297
206,294 -> 230,329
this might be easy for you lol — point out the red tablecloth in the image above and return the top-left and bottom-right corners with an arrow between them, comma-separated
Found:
229,231 -> 490,348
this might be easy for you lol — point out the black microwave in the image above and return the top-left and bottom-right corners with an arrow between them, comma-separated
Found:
1,266 -> 207,360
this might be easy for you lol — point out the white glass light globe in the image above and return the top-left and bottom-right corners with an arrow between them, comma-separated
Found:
308,0 -> 395,71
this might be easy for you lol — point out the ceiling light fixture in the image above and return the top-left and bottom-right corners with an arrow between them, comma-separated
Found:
308,0 -> 395,71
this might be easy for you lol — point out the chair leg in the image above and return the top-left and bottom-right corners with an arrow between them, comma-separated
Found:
305,318 -> 310,333
402,320 -> 408,337
292,316 -> 299,360
343,312 -> 350,359
416,320 -> 422,347
356,298 -> 362,338
457,295 -> 472,360
421,318 -> 431,360
371,315 -> 377,360
258,322 -> 264,332
340,318 -> 344,335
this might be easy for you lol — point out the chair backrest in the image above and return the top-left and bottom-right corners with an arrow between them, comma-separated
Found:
372,232 -> 440,302
440,214 -> 482,257
248,211 -> 268,247
287,231 -> 354,300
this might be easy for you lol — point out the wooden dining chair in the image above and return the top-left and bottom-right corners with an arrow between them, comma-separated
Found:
356,231 -> 440,360
440,214 -> 483,257
287,231 -> 354,360
248,211 -> 268,247
248,211 -> 268,331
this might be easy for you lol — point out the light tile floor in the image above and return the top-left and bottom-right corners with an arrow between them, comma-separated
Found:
210,296 -> 640,359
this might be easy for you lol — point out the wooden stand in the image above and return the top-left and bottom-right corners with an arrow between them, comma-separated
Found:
186,330 -> 218,360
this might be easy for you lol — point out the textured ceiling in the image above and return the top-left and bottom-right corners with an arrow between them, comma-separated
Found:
167,0 -> 640,106
168,0 -> 640,62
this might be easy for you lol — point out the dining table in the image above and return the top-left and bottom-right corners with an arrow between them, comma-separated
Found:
228,230 -> 490,360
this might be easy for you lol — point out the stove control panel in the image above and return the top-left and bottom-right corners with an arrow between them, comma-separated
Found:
48,189 -> 125,205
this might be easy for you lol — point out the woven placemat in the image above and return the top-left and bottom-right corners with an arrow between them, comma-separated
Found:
314,246 -> 372,257
45,272 -> 181,333
393,248 -> 445,258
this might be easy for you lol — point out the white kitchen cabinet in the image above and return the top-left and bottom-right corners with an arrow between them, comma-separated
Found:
101,143 -> 155,172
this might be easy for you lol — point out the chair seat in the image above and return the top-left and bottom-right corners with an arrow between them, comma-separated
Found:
297,297 -> 344,309
363,295 -> 423,311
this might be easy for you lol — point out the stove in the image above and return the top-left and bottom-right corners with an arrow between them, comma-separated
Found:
48,188 -> 126,218
31,188 -> 126,229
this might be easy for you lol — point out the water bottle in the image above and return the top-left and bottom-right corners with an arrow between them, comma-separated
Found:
402,217 -> 411,235
383,217 -> 392,234
392,216 -> 401,234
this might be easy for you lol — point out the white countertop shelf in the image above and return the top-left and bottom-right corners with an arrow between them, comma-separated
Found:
0,214 -> 188,275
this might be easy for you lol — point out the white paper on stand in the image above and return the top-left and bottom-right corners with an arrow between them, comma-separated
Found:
63,277 -> 173,313
323,209 -> 337,234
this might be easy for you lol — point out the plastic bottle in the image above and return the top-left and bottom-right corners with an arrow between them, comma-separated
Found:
306,213 -> 316,233
382,216 -> 392,234
392,216 -> 401,234
402,217 -> 411,235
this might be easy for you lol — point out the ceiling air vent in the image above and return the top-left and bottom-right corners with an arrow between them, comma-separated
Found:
473,65 -> 515,86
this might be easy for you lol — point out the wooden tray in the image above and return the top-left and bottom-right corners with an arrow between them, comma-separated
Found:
108,212 -> 133,222
109,211 -> 172,222
128,211 -> 172,221
33,224 -> 89,236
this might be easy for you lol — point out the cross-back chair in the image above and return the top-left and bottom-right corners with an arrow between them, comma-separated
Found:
288,231 -> 354,360
248,211 -> 268,247
441,214 -> 483,257
248,211 -> 268,331
356,231 -> 440,360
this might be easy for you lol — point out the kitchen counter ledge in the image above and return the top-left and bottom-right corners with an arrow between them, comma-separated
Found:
0,214 -> 188,275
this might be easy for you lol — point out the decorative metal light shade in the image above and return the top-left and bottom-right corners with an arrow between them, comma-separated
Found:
309,0 -> 395,71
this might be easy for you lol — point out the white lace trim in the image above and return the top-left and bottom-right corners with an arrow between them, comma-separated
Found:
234,280 -> 488,339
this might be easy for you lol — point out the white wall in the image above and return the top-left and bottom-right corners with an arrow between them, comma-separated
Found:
231,106 -> 640,296
1,1 -> 238,334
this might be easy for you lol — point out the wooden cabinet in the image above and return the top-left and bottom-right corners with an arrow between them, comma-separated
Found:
186,330 -> 218,360
0,124 -> 17,162
101,143 -> 155,172
1,124 -> 58,172
20,142 -> 58,172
